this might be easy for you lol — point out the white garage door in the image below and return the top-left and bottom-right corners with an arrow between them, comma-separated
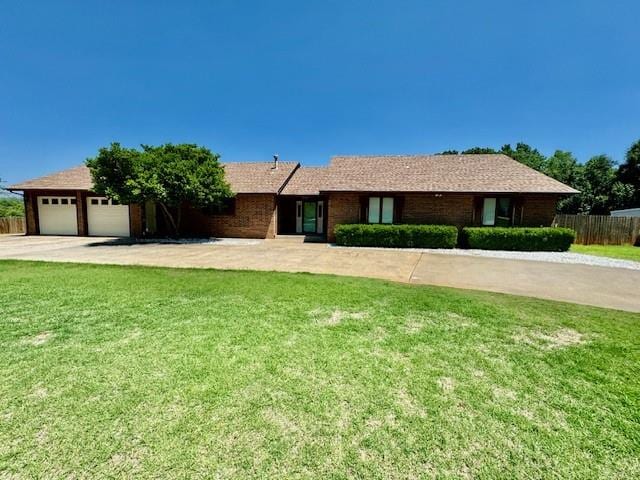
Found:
87,197 -> 130,237
38,196 -> 79,235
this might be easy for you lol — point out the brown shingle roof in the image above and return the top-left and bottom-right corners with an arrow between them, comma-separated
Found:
222,161 -> 298,193
8,165 -> 93,191
9,162 -> 299,194
280,167 -> 329,195
9,154 -> 578,195
321,154 -> 578,194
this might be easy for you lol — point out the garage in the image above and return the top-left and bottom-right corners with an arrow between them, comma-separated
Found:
37,196 -> 78,235
87,197 -> 130,237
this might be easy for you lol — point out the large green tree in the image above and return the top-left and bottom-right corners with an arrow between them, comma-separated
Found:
500,143 -> 547,171
581,155 -> 618,214
541,151 -> 584,213
609,182 -> 635,211
617,139 -> 640,206
0,177 -> 25,217
543,150 -> 582,185
461,147 -> 498,154
0,198 -> 24,217
87,143 -> 233,236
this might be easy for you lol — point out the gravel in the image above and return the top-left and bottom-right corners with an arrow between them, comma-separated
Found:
421,248 -> 640,270
330,245 -> 640,271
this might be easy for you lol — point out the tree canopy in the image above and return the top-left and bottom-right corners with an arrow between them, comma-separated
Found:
500,143 -> 546,171
617,139 -> 640,206
86,143 -> 232,235
0,178 -> 24,217
0,198 -> 24,218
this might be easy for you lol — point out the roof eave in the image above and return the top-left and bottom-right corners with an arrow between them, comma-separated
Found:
317,189 -> 579,195
7,186 -> 92,191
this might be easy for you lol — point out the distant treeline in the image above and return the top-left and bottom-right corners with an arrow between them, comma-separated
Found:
0,198 -> 24,218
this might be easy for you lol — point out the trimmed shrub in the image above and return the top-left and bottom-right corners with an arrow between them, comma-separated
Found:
334,224 -> 458,248
462,227 -> 575,252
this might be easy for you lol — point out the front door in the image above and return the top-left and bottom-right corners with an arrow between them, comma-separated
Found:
303,201 -> 317,233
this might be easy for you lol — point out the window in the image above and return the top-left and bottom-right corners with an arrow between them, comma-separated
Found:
368,197 -> 380,223
91,199 -> 99,205
381,197 -> 394,224
61,198 -> 68,205
42,198 -> 49,205
368,196 -> 394,224
101,199 -> 108,205
51,198 -> 59,205
70,198 -> 76,205
482,197 -> 513,226
482,198 -> 495,225
496,198 -> 512,226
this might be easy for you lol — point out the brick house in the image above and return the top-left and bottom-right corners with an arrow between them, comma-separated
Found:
9,154 -> 577,241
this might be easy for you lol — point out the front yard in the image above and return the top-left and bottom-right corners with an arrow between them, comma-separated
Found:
0,261 -> 638,478
571,243 -> 640,262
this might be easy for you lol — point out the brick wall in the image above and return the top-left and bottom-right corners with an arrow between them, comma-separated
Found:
76,191 -> 88,236
521,194 -> 560,226
24,191 -> 38,234
326,193 -> 476,241
326,193 -> 361,241
326,192 -> 561,241
181,193 -> 277,239
403,193 -> 474,227
22,189 -> 561,240
404,193 -> 560,227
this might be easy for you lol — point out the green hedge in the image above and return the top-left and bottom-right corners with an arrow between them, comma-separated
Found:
462,227 -> 575,251
334,224 -> 458,248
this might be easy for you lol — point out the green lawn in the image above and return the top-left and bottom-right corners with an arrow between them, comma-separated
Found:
0,261 -> 638,479
571,243 -> 640,262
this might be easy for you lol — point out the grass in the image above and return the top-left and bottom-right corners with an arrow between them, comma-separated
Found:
571,243 -> 640,262
0,261 -> 638,478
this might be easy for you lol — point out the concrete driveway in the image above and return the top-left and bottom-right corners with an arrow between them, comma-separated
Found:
1,234 -> 639,313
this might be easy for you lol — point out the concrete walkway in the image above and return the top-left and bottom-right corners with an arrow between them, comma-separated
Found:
1,234 -> 639,313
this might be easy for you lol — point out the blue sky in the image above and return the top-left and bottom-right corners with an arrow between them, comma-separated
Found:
1,0 -> 639,184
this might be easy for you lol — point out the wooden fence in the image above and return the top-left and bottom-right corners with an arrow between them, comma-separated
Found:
553,214 -> 640,245
0,217 -> 25,234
